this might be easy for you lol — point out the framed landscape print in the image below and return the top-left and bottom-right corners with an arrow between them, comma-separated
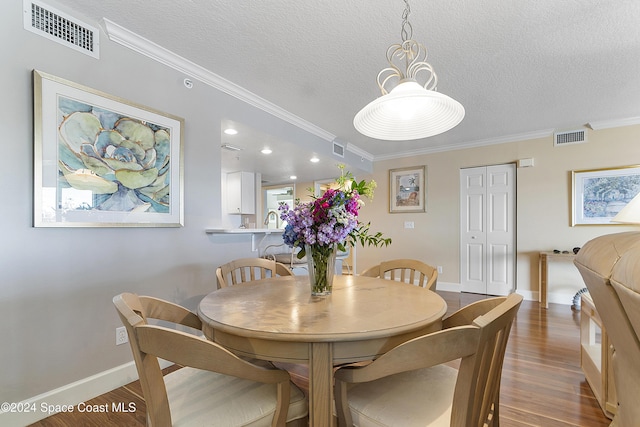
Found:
389,166 -> 426,213
33,70 -> 184,227
571,165 -> 640,225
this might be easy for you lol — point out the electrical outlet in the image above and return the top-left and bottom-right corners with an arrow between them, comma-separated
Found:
116,326 -> 128,345
404,221 -> 414,229
437,266 -> 443,274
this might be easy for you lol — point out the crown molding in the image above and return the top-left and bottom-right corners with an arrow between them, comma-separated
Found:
587,117 -> 640,130
102,19 -> 639,165
374,129 -> 555,161
102,19 -> 370,157
345,143 -> 374,162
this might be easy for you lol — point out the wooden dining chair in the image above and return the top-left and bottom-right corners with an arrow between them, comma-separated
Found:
334,293 -> 523,427
361,259 -> 438,290
262,243 -> 308,273
216,257 -> 294,288
113,293 -> 308,427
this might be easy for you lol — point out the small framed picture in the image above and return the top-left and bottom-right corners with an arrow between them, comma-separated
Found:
571,165 -> 640,225
389,166 -> 426,213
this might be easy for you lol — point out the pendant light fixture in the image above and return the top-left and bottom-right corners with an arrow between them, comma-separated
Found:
354,0 -> 464,141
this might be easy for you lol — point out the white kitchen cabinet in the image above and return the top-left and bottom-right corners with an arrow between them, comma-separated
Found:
227,171 -> 255,214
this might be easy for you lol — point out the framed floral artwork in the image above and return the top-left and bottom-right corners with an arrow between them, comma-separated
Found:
389,166 -> 426,213
33,70 -> 184,227
571,165 -> 640,225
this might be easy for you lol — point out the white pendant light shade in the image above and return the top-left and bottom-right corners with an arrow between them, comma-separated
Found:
354,81 -> 465,140
354,1 -> 464,141
612,193 -> 640,224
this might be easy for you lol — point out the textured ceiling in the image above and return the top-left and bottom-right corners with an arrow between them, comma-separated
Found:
55,0 -> 640,174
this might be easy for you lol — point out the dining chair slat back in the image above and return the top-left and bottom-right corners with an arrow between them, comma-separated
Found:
262,243 -> 308,271
333,293 -> 523,427
216,257 -> 293,288
361,258 -> 438,290
113,292 -> 308,427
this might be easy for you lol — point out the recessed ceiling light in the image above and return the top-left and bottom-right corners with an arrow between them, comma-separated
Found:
290,175 -> 297,180
224,128 -> 238,135
310,157 -> 320,163
261,148 -> 272,154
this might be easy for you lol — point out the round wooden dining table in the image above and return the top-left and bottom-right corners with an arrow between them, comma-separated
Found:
197,274 -> 447,427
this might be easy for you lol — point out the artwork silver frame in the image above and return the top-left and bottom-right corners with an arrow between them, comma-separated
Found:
571,165 -> 640,226
33,70 -> 184,227
389,166 -> 426,213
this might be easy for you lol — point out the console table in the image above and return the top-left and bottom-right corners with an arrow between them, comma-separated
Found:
538,251 -> 577,308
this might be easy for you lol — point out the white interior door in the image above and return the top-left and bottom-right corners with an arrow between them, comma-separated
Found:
460,168 -> 486,293
460,164 -> 515,295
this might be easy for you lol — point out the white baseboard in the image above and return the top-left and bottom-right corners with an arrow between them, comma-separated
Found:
0,360 -> 171,426
548,291 -> 577,306
437,282 -> 554,305
518,289 -> 537,302
435,281 -> 460,293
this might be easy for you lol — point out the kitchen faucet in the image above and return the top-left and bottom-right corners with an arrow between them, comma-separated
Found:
264,210 -> 278,226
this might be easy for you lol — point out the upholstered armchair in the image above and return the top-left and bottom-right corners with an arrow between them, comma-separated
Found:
574,231 -> 640,427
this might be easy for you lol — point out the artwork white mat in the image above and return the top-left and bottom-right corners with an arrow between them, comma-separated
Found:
571,165 -> 640,225
33,70 -> 184,227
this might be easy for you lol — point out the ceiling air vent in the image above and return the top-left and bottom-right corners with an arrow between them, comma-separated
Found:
332,140 -> 345,158
23,0 -> 99,59
554,129 -> 587,147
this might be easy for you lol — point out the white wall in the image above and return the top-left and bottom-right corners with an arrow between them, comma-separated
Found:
356,127 -> 640,302
0,0 -> 329,419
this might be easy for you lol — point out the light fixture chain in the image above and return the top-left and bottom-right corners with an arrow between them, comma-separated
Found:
401,0 -> 413,42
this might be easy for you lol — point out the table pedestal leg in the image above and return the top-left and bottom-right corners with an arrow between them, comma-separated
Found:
308,342 -> 334,427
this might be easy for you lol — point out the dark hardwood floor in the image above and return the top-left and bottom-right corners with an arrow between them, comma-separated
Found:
29,291 -> 611,427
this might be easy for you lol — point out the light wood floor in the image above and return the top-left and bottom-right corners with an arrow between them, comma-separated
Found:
29,291 -> 611,427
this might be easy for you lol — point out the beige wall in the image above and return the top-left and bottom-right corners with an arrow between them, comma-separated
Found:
294,181 -> 316,202
355,125 -> 640,301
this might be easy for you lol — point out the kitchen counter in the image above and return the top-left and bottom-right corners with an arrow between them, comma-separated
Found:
205,228 -> 284,251
205,228 -> 284,234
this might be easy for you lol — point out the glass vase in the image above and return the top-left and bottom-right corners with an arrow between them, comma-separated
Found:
305,243 -> 337,296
